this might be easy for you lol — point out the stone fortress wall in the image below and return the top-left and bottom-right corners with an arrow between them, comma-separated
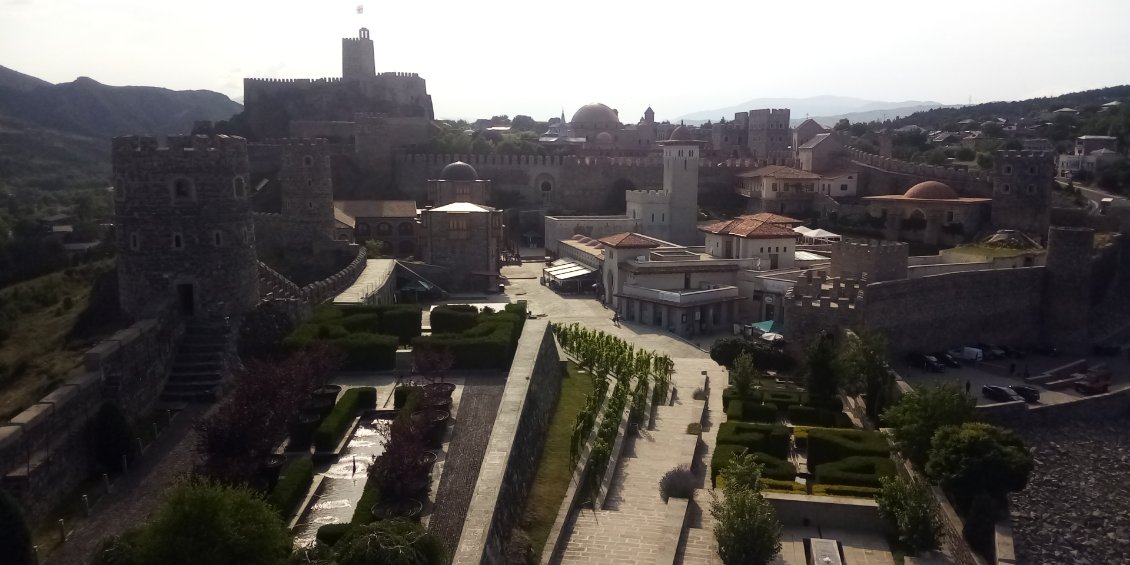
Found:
843,147 -> 994,198
0,306 -> 184,524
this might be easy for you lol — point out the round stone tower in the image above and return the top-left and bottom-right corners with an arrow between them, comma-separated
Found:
279,138 -> 335,241
1042,226 -> 1093,353
112,134 -> 259,320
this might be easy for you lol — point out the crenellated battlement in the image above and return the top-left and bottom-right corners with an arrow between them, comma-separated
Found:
994,149 -> 1054,161
244,77 -> 345,85
112,134 -> 247,156
377,71 -> 421,79
845,146 -> 988,184
262,137 -> 330,147
395,152 -> 773,171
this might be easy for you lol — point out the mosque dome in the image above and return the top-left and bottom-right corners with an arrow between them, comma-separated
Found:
595,131 -> 614,144
571,103 -> 621,127
904,181 -> 958,200
440,161 -> 478,181
668,125 -> 695,142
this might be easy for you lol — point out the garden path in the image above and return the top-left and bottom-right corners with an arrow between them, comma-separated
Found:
427,372 -> 507,556
46,404 -> 210,565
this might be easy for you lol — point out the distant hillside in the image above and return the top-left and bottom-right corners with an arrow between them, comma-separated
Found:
678,95 -> 945,124
0,65 -> 243,190
809,104 -> 955,128
889,85 -> 1130,130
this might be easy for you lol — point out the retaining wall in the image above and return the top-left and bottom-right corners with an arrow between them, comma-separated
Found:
453,320 -> 563,564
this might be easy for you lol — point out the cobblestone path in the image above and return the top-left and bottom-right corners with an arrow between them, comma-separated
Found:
47,404 -> 210,565
427,373 -> 507,556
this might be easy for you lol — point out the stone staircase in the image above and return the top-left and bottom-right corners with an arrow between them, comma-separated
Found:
159,322 -> 231,403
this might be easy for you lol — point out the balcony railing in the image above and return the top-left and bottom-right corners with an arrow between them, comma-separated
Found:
621,284 -> 739,305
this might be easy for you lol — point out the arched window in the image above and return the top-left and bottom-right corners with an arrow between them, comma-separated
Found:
1027,184 -> 1035,194
398,222 -> 414,236
213,230 -> 224,247
129,232 -> 140,251
1002,184 -> 1012,193
377,222 -> 392,235
303,155 -> 314,167
172,233 -> 184,250
1003,165 -> 1013,175
233,176 -> 247,198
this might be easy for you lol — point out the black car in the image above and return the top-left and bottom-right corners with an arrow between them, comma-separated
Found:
931,351 -> 961,368
975,343 -> 1006,360
999,345 -> 1027,359
982,385 -> 1024,403
907,352 -> 944,372
1008,385 -> 1040,403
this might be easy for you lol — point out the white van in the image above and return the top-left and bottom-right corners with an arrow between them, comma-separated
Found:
947,346 -> 983,362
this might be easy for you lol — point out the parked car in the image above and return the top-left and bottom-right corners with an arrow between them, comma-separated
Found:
1074,374 -> 1112,395
907,352 -> 944,372
948,347 -> 983,362
931,351 -> 962,368
976,343 -> 1006,360
982,385 -> 1024,403
1008,385 -> 1040,403
999,345 -> 1027,359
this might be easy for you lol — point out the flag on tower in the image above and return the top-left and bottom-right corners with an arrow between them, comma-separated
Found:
356,5 -> 364,14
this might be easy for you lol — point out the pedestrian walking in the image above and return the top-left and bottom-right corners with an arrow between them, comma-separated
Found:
965,379 -> 971,394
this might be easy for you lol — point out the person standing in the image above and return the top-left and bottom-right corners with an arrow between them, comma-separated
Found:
965,380 -> 971,395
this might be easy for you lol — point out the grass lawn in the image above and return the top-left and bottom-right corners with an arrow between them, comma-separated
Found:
0,262 -> 115,420
519,361 -> 594,557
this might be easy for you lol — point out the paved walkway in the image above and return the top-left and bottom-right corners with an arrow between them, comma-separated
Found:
47,403 -> 209,565
427,373 -> 507,556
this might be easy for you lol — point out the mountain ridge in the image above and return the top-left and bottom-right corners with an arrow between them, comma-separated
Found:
677,95 -> 946,124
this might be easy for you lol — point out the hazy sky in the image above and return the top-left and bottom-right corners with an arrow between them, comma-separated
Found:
3,0 -> 1129,121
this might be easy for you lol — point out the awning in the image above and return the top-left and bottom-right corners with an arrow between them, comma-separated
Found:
750,319 -> 782,334
544,261 -> 595,279
556,267 -> 597,280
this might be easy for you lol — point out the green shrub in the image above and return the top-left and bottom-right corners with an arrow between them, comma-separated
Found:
355,387 -> 377,410
722,387 -> 738,410
711,445 -> 796,485
351,482 -> 380,526
807,428 -> 890,467
413,309 -> 523,370
339,313 -> 381,334
335,333 -> 398,370
686,422 -> 702,435
759,478 -> 806,493
815,484 -> 882,498
266,456 -> 314,518
762,390 -> 802,410
787,405 -> 850,427
725,399 -> 743,420
379,306 -> 423,345
314,389 -> 368,452
316,523 -> 353,547
815,456 -> 895,488
742,402 -> 779,423
430,305 -> 479,334
716,422 -> 790,459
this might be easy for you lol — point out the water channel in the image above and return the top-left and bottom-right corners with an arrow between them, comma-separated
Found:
292,416 -> 391,547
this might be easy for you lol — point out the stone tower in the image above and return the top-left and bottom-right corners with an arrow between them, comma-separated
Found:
1042,226 -> 1093,353
342,28 -> 376,80
112,135 -> 259,320
643,106 -> 655,124
280,138 -> 336,241
991,150 -> 1052,240
661,125 -> 704,245
747,108 -> 791,162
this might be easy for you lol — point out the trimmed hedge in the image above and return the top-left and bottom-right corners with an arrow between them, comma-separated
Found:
759,478 -> 807,493
807,428 -> 891,467
716,422 -> 790,459
334,333 -> 398,370
762,390 -> 803,410
313,388 -> 372,452
812,484 -> 881,498
413,307 -> 525,370
711,444 -> 796,485
430,305 -> 479,334
786,405 -> 852,428
283,304 -> 423,368
814,456 -> 895,488
316,523 -> 353,547
725,399 -> 743,420
742,402 -> 779,423
267,456 -> 314,518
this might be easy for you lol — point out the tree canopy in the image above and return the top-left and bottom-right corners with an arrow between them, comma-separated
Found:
711,452 -> 782,565
881,384 -> 976,467
926,422 -> 1033,506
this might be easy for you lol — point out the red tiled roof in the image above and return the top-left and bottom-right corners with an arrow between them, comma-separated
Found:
737,165 -> 822,180
597,232 -> 664,248
739,212 -> 803,225
699,214 -> 802,239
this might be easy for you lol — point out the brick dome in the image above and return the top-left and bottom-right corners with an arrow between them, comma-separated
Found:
668,125 -> 694,141
571,103 -> 621,127
904,180 -> 958,200
440,161 -> 478,181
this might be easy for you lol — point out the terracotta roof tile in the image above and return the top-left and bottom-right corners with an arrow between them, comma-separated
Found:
737,165 -> 822,180
699,213 -> 802,239
597,232 -> 664,248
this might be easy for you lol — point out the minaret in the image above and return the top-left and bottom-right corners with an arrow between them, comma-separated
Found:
659,123 -> 706,245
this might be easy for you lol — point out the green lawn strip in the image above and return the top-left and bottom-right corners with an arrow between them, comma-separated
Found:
520,361 -> 594,557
